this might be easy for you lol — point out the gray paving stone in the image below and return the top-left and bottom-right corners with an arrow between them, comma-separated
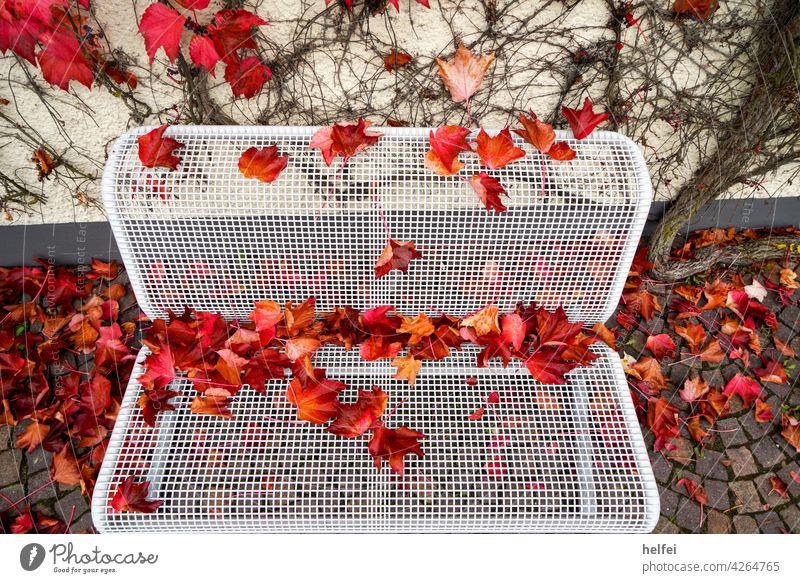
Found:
653,516 -> 681,534
650,454 -> 672,484
703,479 -> 731,511
733,515 -> 758,533
25,446 -> 52,475
754,511 -> 785,534
660,488 -> 680,517
779,305 -> 800,328
707,509 -> 731,534
726,447 -> 759,477
26,470 -> 59,506
751,438 -> 786,469
669,363 -> 692,387
716,417 -> 749,447
53,488 -> 89,525
675,499 -> 702,532
0,449 -> 22,487
0,425 -> 11,451
741,412 -> 770,439
694,449 -> 728,481
730,480 -> 763,513
0,483 -> 24,513
701,367 -> 726,387
779,505 -> 800,533
67,511 -> 95,534
765,380 -> 793,399
666,437 -> 694,466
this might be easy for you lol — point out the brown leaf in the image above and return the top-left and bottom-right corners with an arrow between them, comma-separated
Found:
436,43 -> 495,103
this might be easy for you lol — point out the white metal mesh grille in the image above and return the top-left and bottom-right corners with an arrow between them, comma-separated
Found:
93,344 -> 658,532
103,126 -> 650,322
94,125 -> 657,532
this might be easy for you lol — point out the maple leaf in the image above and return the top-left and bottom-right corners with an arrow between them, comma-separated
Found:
310,118 -> 382,165
37,30 -> 93,91
175,0 -> 211,9
673,0 -> 719,21
110,476 -> 164,513
249,299 -> 282,343
51,446 -> 81,487
284,336 -> 322,361
514,111 -> 555,153
753,358 -> 787,384
16,419 -> 50,452
677,477 -> 708,506
561,97 -> 609,140
547,142 -> 577,161
189,35 -> 221,75
678,376 -> 710,403
647,397 -> 679,451
524,347 -> 581,384
774,334 -> 796,357
374,239 -> 422,279
723,373 -> 762,407
137,125 -> 184,170
780,412 -> 800,452
207,9 -> 267,63
397,313 -> 434,344
328,385 -> 388,437
686,417 -> 709,443
137,387 -> 179,426
468,407 -> 486,421
238,145 -> 288,183
138,3 -> 186,63
468,172 -> 508,213
591,322 -> 617,347
383,49 -> 412,71
769,476 -> 789,499
191,389 -> 234,418
286,376 -> 345,424
436,43 -> 495,103
368,425 -> 425,475
474,129 -> 525,169
461,304 -> 500,337
754,398 -> 773,423
224,56 -> 271,99
697,339 -> 726,363
625,356 -> 666,394
426,125 -> 471,175
137,345 -> 177,390
675,322 -> 706,353
645,333 -> 676,360
622,289 -> 662,320
392,353 -> 421,386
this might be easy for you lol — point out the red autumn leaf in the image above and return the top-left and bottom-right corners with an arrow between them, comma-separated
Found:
468,172 -> 508,213
368,425 -> 425,475
37,30 -> 93,91
175,0 -> 211,9
110,476 -> 164,513
387,0 -> 431,9
769,476 -> 789,498
286,376 -> 346,424
677,477 -> 708,506
138,3 -> 186,63
137,387 -> 179,426
514,111 -> 555,153
137,125 -> 184,170
468,406 -> 485,421
208,9 -> 267,63
678,376 -> 709,403
647,396 -> 679,451
474,128 -> 525,169
238,145 -> 288,183
284,336 -> 321,361
754,398 -> 773,423
753,358 -> 787,384
137,345 -> 177,390
501,313 -> 525,351
310,118 -> 382,165
723,373 -> 762,407
383,49 -> 412,71
249,299 -> 282,343
524,347 -> 581,384
673,0 -> 719,20
622,289 -> 662,320
781,413 -> 800,452
561,97 -> 609,140
328,385 -> 389,437
224,56 -> 271,99
547,141 -> 577,161
191,389 -> 234,418
645,333 -> 677,360
189,35 -> 221,75
486,391 -> 500,404
426,125 -> 471,175
436,43 -> 495,103
375,239 -> 423,279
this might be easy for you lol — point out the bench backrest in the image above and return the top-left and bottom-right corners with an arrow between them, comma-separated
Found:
103,126 -> 651,323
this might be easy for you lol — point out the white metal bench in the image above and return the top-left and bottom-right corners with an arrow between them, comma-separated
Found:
92,125 -> 659,532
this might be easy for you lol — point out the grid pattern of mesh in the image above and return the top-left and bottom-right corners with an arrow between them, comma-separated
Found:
103,126 -> 650,322
93,344 -> 658,532
94,126 -> 657,532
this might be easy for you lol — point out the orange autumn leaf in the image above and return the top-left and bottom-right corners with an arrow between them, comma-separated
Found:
675,322 -> 706,353
16,420 -> 50,452
673,0 -> 719,20
383,49 -> 412,72
590,322 -> 617,347
546,141 -> 577,161
51,446 -> 82,487
473,128 -> 525,169
191,389 -> 234,419
754,398 -> 773,423
687,417 -> 709,443
774,334 -> 795,357
461,304 -> 500,337
397,314 -> 435,345
468,172 -> 508,213
780,413 -> 800,452
392,353 -> 422,386
284,336 -> 322,362
436,43 -> 495,103
697,339 -> 726,363
514,111 -> 555,153
375,239 -> 423,279
678,376 -> 710,403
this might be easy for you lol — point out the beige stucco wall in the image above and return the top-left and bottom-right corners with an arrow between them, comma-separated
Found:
0,0 -> 796,226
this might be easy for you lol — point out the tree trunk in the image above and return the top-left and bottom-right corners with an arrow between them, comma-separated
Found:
648,0 -> 800,280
